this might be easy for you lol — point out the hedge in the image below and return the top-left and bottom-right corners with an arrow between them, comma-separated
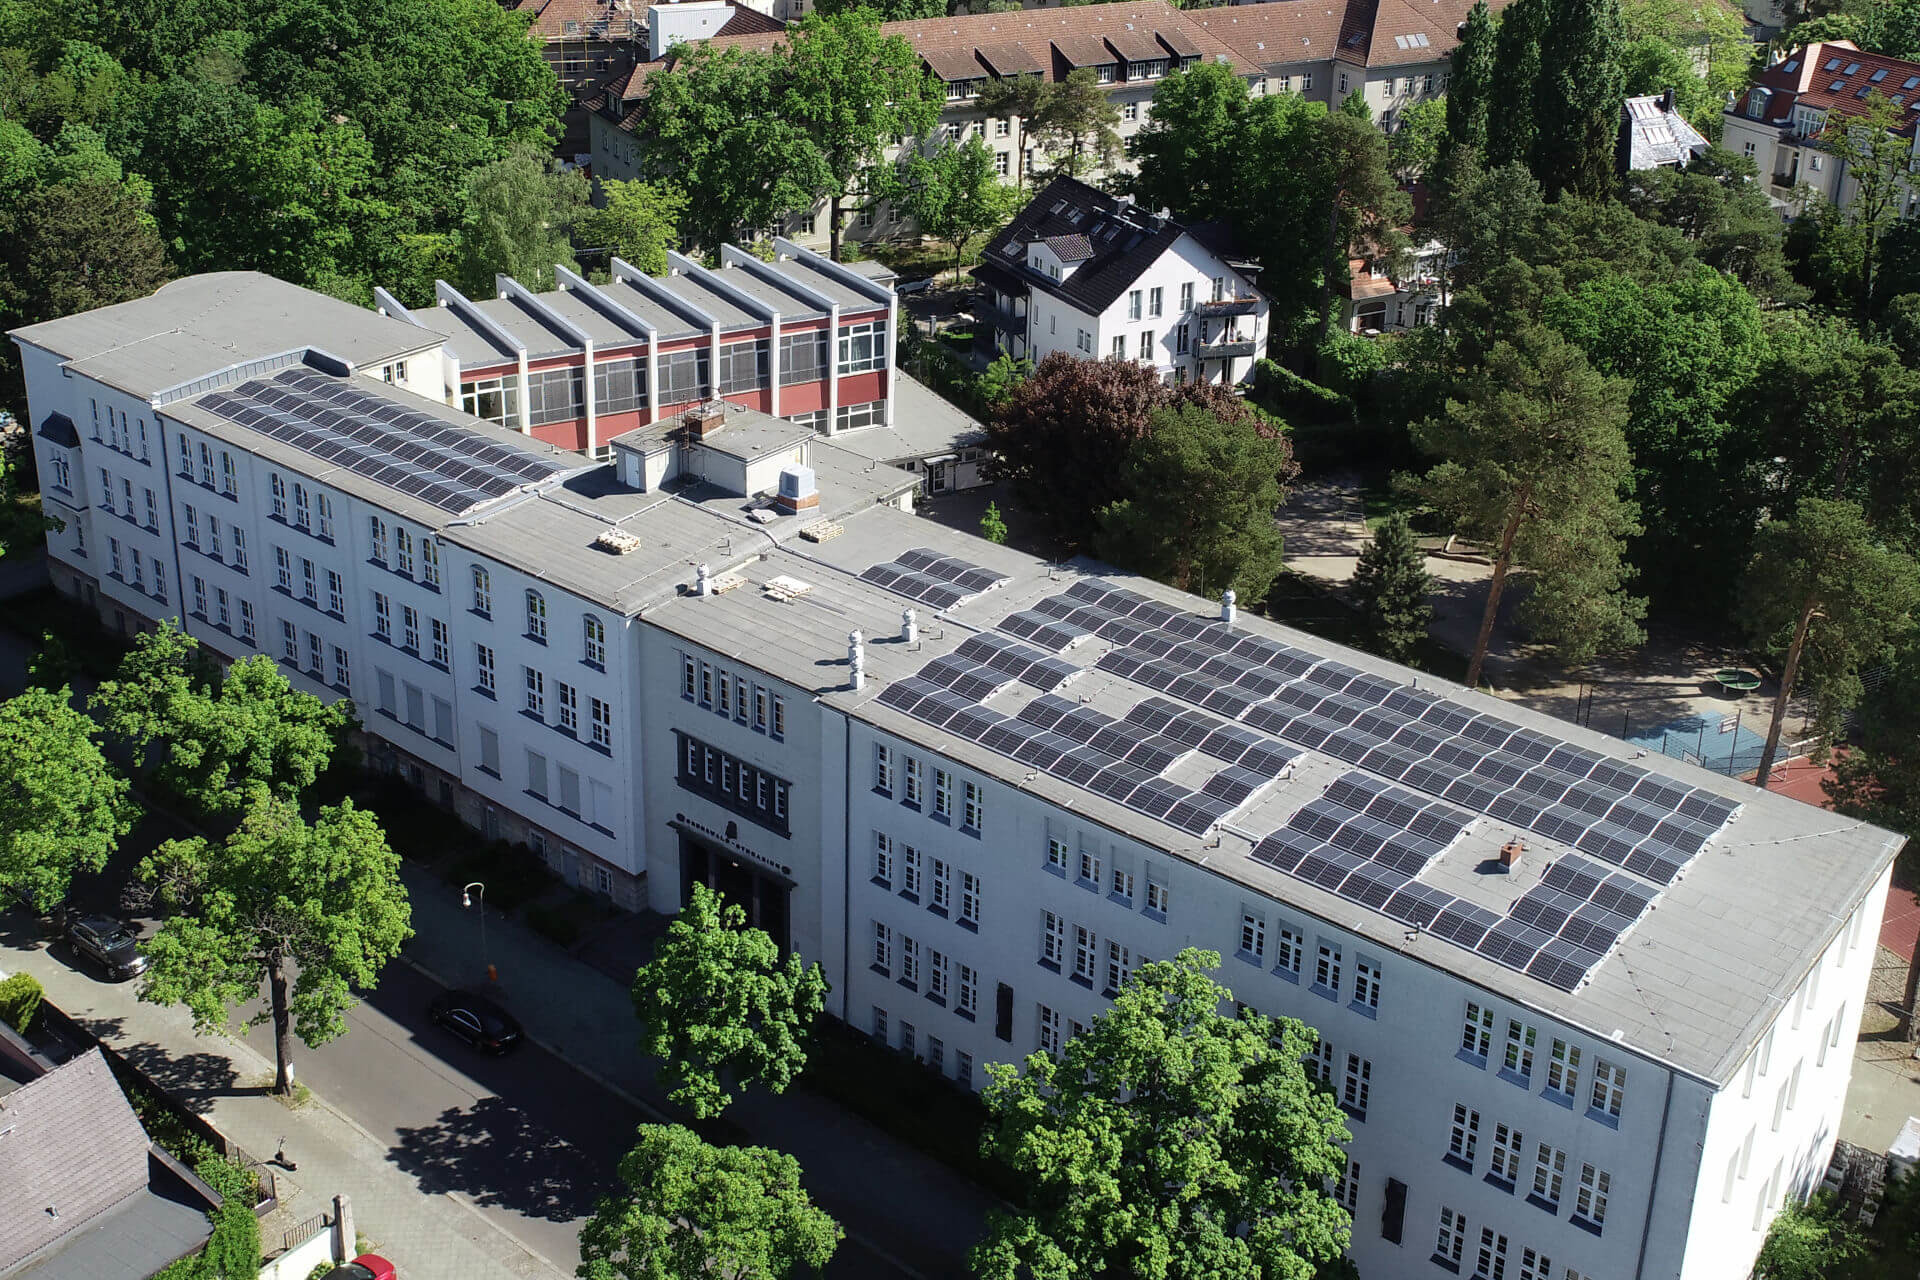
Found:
0,972 -> 43,1034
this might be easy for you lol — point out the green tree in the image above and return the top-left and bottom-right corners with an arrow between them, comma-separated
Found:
1820,93 -> 1911,316
1312,108 -> 1409,350
634,45 -> 831,255
1352,513 -> 1435,660
140,798 -> 412,1094
1031,68 -> 1123,179
453,147 -> 587,299
816,0 -> 942,18
0,176 -> 167,328
630,882 -> 828,1119
1624,147 -> 1806,304
1828,636 -> 1920,835
1740,497 -> 1920,788
1098,403 -> 1295,600
578,1124 -> 842,1280
899,136 -> 1020,281
1487,0 -> 1547,168
986,353 -> 1267,547
0,686 -> 132,912
980,501 -> 1009,544
1531,0 -> 1627,198
783,8 -> 943,260
973,949 -> 1352,1280
1408,325 -> 1645,687
573,179 -> 687,277
1127,60 -> 1248,219
1752,1192 -> 1868,1279
90,623 -> 355,816
1389,95 -> 1448,182
976,351 -> 1032,412
976,74 -> 1047,189
1446,0 -> 1498,158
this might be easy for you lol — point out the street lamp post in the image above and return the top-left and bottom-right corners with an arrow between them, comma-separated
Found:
461,882 -> 495,982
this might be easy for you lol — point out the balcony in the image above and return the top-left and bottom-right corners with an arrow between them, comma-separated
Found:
1194,296 -> 1262,318
980,300 -> 1027,337
1197,338 -> 1257,359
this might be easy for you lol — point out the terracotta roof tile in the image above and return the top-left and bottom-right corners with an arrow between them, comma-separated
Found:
882,3 -> 1238,84
1743,40 -> 1920,137
1186,3 -> 1346,67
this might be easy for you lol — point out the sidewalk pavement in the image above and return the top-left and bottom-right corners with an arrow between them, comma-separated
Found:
403,862 -> 997,1280
0,939 -> 562,1280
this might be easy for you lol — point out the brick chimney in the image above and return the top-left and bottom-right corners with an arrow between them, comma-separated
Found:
1499,839 -> 1525,870
684,401 -> 726,440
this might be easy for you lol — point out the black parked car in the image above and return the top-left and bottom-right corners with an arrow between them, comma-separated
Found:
428,988 -> 523,1054
66,915 -> 147,980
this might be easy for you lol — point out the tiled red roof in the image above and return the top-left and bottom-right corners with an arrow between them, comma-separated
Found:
1741,40 -> 1920,137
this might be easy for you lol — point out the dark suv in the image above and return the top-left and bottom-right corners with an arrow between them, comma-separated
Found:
66,915 -> 147,980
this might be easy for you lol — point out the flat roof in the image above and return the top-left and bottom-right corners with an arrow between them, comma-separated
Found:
8,273 -> 441,400
826,374 -> 986,466
470,296 -> 582,360
634,501 -> 1902,1085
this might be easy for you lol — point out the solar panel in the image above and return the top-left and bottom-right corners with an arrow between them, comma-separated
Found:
1477,919 -> 1555,968
1124,698 -> 1182,734
1384,883 -> 1454,929
1429,902 -> 1499,948
997,610 -> 1085,652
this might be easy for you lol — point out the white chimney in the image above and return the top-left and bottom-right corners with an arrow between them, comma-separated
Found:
696,562 -> 711,596
1221,588 -> 1237,627
901,608 -> 917,645
648,0 -> 732,59
848,629 -> 866,690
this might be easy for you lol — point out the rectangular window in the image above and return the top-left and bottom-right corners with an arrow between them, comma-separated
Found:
778,331 -> 828,385
1547,1039 -> 1581,1098
1591,1059 -> 1626,1119
108,537 -> 122,577
1462,1002 -> 1495,1059
872,1007 -> 888,1043
963,781 -> 983,830
1517,1248 -> 1552,1280
526,590 -> 547,641
900,936 -> 920,988
1531,1144 -> 1566,1207
215,589 -> 229,628
472,566 -> 492,614
873,832 -> 894,885
476,644 -> 495,692
306,630 -> 323,673
557,681 -> 578,732
1128,289 -> 1143,321
1047,836 -> 1068,871
1449,1105 -> 1480,1166
421,538 -> 440,587
933,768 -> 951,818
281,619 -> 298,663
1138,330 -> 1153,361
901,844 -> 922,899
958,964 -> 978,1016
184,505 -> 200,547
1473,1228 -> 1508,1280
293,483 -> 309,529
209,516 -> 223,559
432,618 -> 450,666
270,473 -> 287,518
239,600 -> 255,642
837,319 -> 887,374
1315,942 -> 1342,992
1335,1157 -> 1360,1213
1353,960 -> 1381,1009
716,339 -> 771,394
1240,912 -> 1266,962
192,576 -> 208,615
276,547 -> 293,592
874,744 -> 893,794
302,558 -> 317,604
527,367 -> 585,427
1503,1019 -> 1537,1083
525,666 -> 545,716
231,526 -> 246,570
1110,866 -> 1134,901
460,376 -> 521,425
961,873 -> 981,926
930,858 -> 950,912
1073,924 -> 1098,981
1148,286 -> 1163,317
317,493 -> 333,538
1146,876 -> 1169,914
1042,911 -> 1065,966
1489,1122 -> 1523,1183
369,517 -> 388,564
771,695 -> 785,741
220,453 -> 236,495
327,570 -> 344,616
1342,1054 -> 1371,1118
1435,1208 -> 1467,1266
144,488 -> 158,530
1111,335 -> 1125,358
592,355 -> 646,414
1575,1164 -> 1610,1227
658,348 -> 711,403
591,697 -> 612,749
1077,849 -> 1101,887
373,592 -> 391,640
929,949 -> 949,1001
402,604 -> 420,652
1106,940 -> 1133,992
1276,925 -> 1303,976
583,615 -> 606,666
1037,1004 -> 1061,1056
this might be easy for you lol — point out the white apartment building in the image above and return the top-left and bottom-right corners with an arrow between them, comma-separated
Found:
973,176 -> 1268,383
14,271 -> 1901,1280
583,0 -> 1488,251
1722,40 -> 1920,216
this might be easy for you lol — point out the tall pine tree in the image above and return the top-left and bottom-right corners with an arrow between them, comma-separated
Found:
1531,0 -> 1627,199
1352,514 -> 1436,662
1445,0 -> 1498,159
1487,0 -> 1546,169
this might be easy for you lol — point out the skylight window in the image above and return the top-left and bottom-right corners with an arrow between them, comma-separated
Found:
1782,59 -> 1799,71
1830,79 -> 1846,91
1906,75 -> 1920,88
1857,85 -> 1873,97
1824,56 -> 1842,70
1871,68 -> 1888,81
1844,61 -> 1861,73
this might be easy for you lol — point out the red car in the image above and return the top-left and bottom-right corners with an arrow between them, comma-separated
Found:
324,1255 -> 395,1280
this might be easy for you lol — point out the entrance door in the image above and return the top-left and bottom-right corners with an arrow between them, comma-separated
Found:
679,831 -> 792,951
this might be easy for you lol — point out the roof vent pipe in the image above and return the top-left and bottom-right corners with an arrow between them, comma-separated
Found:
696,563 -> 712,596
848,630 -> 866,691
902,608 -> 917,645
1221,588 -> 1237,627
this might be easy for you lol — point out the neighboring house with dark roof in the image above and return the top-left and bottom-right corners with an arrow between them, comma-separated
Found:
0,1048 -> 224,1280
585,0 -> 1498,250
1722,41 -> 1920,214
1620,89 -> 1710,173
973,176 -> 1268,385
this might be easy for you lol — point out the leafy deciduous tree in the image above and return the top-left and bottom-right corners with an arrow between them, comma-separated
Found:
0,686 -> 132,912
1031,68 -> 1123,180
453,147 -> 587,299
973,949 -> 1352,1280
1098,403 -> 1295,601
578,1124 -> 842,1280
899,136 -> 1020,281
976,75 -> 1047,190
574,179 -> 688,277
629,882 -> 828,1119
140,798 -> 412,1094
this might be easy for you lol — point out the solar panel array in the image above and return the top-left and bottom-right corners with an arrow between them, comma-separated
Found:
1247,774 -> 1652,991
196,367 -> 569,514
876,654 -> 1299,836
860,548 -> 1008,611
1025,579 -> 1741,888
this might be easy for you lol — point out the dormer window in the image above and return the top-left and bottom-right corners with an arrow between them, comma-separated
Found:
1134,57 -> 1168,79
945,77 -> 984,100
1095,62 -> 1117,83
